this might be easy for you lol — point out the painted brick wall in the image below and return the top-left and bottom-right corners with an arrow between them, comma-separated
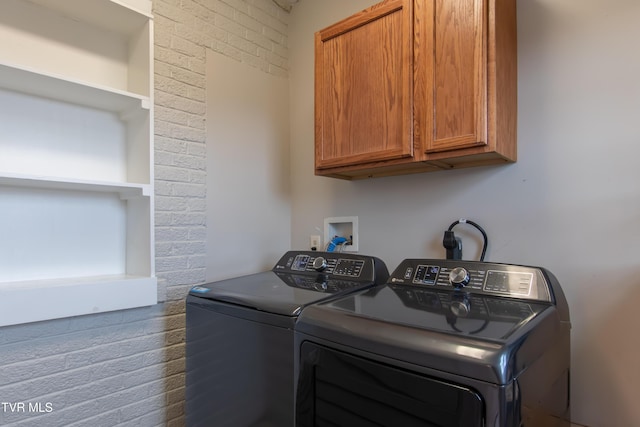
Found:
0,1 -> 290,426
153,0 -> 291,296
153,1 -> 290,424
0,306 -> 168,426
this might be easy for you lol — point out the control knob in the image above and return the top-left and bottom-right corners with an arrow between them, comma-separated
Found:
449,267 -> 470,289
313,257 -> 328,272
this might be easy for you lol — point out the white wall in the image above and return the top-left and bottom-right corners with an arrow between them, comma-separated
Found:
206,50 -> 291,281
289,0 -> 640,425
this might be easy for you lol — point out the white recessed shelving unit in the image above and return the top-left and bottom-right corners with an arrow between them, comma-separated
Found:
0,0 -> 156,327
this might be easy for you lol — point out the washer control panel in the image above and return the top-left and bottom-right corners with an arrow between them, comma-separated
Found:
273,251 -> 388,282
389,259 -> 553,302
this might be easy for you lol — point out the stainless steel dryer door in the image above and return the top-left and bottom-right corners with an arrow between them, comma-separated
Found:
296,341 -> 484,427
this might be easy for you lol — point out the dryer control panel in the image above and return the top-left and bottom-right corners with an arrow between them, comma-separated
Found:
388,259 -> 555,303
273,251 -> 388,283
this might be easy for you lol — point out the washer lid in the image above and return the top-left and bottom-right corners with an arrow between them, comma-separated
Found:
188,271 -> 375,317
322,284 -> 550,341
296,283 -> 564,384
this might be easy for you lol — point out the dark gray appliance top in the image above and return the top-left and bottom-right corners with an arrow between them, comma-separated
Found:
187,251 -> 388,317
295,259 -> 570,384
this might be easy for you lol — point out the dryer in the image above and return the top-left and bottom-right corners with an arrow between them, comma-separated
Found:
295,259 -> 571,427
185,250 -> 388,427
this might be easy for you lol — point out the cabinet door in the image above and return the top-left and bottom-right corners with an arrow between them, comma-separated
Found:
415,0 -> 488,153
315,0 -> 413,171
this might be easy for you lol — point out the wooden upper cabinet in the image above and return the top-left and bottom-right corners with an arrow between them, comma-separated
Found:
315,0 -> 414,171
415,0 -> 487,153
315,0 -> 517,179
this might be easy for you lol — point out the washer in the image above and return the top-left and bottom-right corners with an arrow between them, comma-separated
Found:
185,250 -> 388,427
295,259 -> 571,427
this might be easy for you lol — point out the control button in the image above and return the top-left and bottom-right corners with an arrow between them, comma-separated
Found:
313,257 -> 328,271
449,267 -> 470,288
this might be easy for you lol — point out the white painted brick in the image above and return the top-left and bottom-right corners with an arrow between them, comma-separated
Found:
187,56 -> 207,76
246,28 -> 274,51
171,182 -> 206,197
187,85 -> 206,103
170,241 -> 206,256
165,282 -> 197,300
155,104 -> 189,126
155,45 -> 192,69
248,4 -> 287,35
155,226 -> 190,242
171,34 -> 205,57
156,165 -> 191,182
155,212 -> 172,226
155,75 -> 191,98
155,195 -> 189,211
196,0 -> 236,20
173,155 -> 206,171
153,0 -> 185,23
215,42 -> 244,62
187,197 -> 207,214
246,0 -> 277,16
155,242 -> 173,257
188,254 -> 207,269
166,386 -> 185,406
155,28 -> 171,48
0,356 -> 67,386
125,409 -> 165,426
215,14 -> 247,39
175,22 -> 209,47
154,180 -> 174,196
189,172 -> 206,187
169,65 -> 206,87
171,212 -> 206,226
155,136 -> 188,154
222,0 -> 250,15
263,24 -> 285,44
188,226 -> 207,241
153,149 -> 175,166
229,34 -> 259,55
198,21 -> 228,43
155,91 -> 206,115
181,0 -> 217,24
157,255 -> 190,272
170,124 -> 206,143
236,10 -> 264,34
187,113 -> 206,130
118,396 -> 165,423
187,199 -> 206,213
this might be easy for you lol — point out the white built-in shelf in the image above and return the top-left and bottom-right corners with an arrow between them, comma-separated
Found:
0,275 -> 157,327
0,62 -> 150,114
0,172 -> 151,198
0,0 -> 156,326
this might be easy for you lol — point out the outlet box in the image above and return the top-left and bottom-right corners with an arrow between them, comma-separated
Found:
324,216 -> 358,252
310,235 -> 322,250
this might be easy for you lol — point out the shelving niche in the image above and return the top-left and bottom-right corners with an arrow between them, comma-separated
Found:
0,0 -> 156,327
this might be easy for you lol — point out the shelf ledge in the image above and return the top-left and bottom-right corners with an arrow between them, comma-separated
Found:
0,61 -> 150,114
0,173 -> 151,198
0,275 -> 157,327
